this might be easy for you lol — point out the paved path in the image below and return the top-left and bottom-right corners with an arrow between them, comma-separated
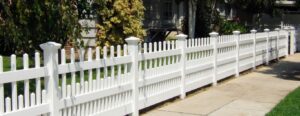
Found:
142,53 -> 300,116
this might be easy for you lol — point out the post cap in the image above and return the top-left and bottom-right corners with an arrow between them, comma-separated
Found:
250,29 -> 257,33
125,36 -> 140,45
290,26 -> 295,30
40,42 -> 62,50
209,32 -> 219,37
274,28 -> 280,31
264,28 -> 270,32
283,27 -> 290,30
175,34 -> 188,40
233,31 -> 240,35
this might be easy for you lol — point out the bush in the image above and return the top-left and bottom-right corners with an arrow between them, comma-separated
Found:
0,1 -> 81,55
93,0 -> 145,47
219,20 -> 247,35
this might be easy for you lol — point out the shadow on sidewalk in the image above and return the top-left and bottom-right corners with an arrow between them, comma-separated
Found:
258,60 -> 300,81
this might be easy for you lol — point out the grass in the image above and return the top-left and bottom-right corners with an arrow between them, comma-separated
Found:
1,55 -> 178,97
2,55 -> 32,71
1,55 -> 124,97
267,87 -> 300,116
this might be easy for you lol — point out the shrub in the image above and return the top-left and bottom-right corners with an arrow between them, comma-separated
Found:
219,20 -> 247,35
0,1 -> 81,55
93,0 -> 146,47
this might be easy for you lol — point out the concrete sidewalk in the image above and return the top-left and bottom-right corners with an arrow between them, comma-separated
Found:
142,54 -> 300,116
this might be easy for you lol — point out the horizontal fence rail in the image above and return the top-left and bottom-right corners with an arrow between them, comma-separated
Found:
0,27 -> 297,116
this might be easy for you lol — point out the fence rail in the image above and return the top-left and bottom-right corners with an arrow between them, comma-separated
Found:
0,27 -> 297,116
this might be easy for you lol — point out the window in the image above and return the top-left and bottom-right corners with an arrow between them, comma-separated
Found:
162,0 -> 173,20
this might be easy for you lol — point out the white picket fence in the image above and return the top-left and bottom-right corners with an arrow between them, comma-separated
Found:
0,27 -> 297,116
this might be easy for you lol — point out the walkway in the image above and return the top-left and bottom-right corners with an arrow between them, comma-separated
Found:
142,53 -> 300,116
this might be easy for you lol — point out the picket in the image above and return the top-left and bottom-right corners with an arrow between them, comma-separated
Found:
0,56 -> 3,114
96,47 -> 101,90
61,49 -> 67,98
35,52 -> 41,105
22,53 -> 30,109
5,98 -> 11,112
11,55 -> 17,111
88,48 -> 93,92
79,48 -> 85,94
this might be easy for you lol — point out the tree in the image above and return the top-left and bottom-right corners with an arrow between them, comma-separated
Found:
227,0 -> 276,28
228,0 -> 275,14
182,0 -> 227,37
0,1 -> 81,55
191,0 -> 276,37
188,0 -> 197,38
194,0 -> 221,37
92,0 -> 145,47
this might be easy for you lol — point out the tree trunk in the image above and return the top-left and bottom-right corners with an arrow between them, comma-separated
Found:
188,0 -> 197,38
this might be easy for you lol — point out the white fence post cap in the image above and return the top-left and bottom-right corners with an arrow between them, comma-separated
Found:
40,42 -> 61,50
250,29 -> 257,33
176,34 -> 188,40
233,31 -> 240,35
125,36 -> 140,45
264,28 -> 270,32
274,28 -> 280,31
209,32 -> 219,37
284,27 -> 290,30
290,27 -> 295,30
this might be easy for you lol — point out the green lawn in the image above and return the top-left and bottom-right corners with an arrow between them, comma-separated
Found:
1,55 -> 175,97
267,87 -> 300,116
2,55 -> 31,71
1,55 -> 122,97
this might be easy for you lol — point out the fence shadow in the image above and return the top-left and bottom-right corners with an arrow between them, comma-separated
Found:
257,60 -> 300,81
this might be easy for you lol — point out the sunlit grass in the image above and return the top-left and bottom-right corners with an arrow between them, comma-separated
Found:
267,87 -> 300,116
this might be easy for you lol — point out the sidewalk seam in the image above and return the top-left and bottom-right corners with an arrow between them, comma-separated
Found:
206,98 -> 237,115
157,109 -> 206,116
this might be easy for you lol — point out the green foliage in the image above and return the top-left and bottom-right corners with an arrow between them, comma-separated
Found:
194,0 -> 222,37
219,20 -> 247,35
296,0 -> 300,8
267,87 -> 300,116
228,0 -> 276,29
93,0 -> 145,47
0,1 -> 81,55
192,0 -> 273,37
1,56 -> 37,98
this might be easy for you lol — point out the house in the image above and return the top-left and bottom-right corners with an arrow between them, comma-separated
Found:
141,0 -> 209,41
79,0 -> 191,45
79,0 -> 204,46
143,0 -> 186,42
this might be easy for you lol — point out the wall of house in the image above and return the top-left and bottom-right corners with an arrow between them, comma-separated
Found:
143,0 -> 186,30
79,19 -> 97,47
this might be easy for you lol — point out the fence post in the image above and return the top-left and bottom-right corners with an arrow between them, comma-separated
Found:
275,28 -> 280,61
264,29 -> 270,65
175,34 -> 187,99
209,32 -> 219,86
125,37 -> 140,116
251,29 -> 257,70
284,27 -> 290,57
233,31 -> 240,77
40,42 -> 61,116
290,26 -> 296,55
0,56 -> 3,115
